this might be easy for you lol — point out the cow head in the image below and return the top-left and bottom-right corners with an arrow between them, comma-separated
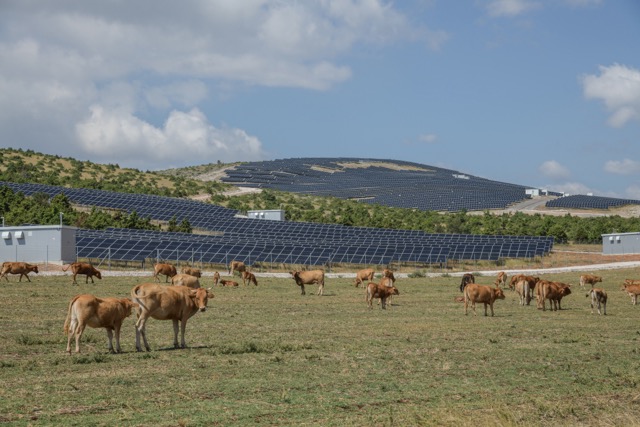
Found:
95,270 -> 102,280
494,287 -> 506,300
389,286 -> 400,296
121,299 -> 140,316
190,288 -> 214,312
31,265 -> 39,273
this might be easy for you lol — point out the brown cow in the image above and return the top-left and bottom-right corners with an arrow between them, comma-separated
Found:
509,274 -> 524,290
212,271 -> 220,286
153,263 -> 177,283
180,267 -> 202,278
354,268 -> 375,287
514,276 -> 539,306
459,273 -> 475,293
219,279 -> 239,287
131,283 -> 214,351
366,282 -> 399,309
579,274 -> 602,289
587,288 -> 607,315
496,271 -> 507,288
228,260 -> 247,276
621,283 -> 640,305
290,270 -> 325,296
64,294 -> 138,354
382,268 -> 396,283
171,273 -> 201,289
537,281 -> 571,311
0,262 -> 39,282
463,283 -> 505,317
63,262 -> 102,285
242,271 -> 258,286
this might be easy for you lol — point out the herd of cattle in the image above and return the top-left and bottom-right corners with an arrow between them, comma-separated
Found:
2,259 -> 640,354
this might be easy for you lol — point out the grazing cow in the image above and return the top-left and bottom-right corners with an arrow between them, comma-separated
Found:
64,294 -> 138,354
496,271 -> 507,288
0,262 -> 39,282
242,271 -> 258,286
459,273 -> 475,293
219,278 -> 239,287
131,283 -> 214,351
621,283 -> 640,305
354,268 -> 375,287
153,263 -> 177,283
366,282 -> 399,310
514,276 -> 539,306
171,273 -> 201,289
579,274 -> 602,289
624,278 -> 640,286
212,271 -> 220,286
509,274 -> 524,291
463,283 -> 505,317
180,267 -> 202,278
228,260 -> 247,276
63,262 -> 102,285
537,281 -> 572,311
382,268 -> 396,283
587,288 -> 607,315
290,270 -> 325,296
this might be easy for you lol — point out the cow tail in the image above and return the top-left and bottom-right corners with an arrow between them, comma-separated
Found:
524,282 -> 530,305
63,295 -> 79,335
62,264 -> 71,272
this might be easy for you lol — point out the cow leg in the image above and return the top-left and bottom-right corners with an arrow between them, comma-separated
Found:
179,319 -> 188,349
381,297 -> 386,309
135,315 -> 151,352
72,274 -> 78,285
89,275 -> 95,284
173,319 -> 180,348
602,300 -> 606,315
74,323 -> 86,354
464,296 -> 469,315
489,302 -> 495,317
114,323 -> 122,353
106,328 -> 115,353
300,285 -> 305,295
317,283 -> 324,296
66,317 -> 79,353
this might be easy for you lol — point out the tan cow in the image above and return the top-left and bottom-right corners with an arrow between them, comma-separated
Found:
0,262 -> 39,282
579,274 -> 602,289
63,262 -> 102,285
153,263 -> 177,283
587,288 -> 607,315
382,268 -> 396,283
366,282 -> 399,309
212,271 -> 220,286
219,279 -> 239,287
621,283 -> 640,305
64,294 -> 138,354
463,283 -> 505,317
514,276 -> 539,306
459,273 -> 475,293
290,270 -> 325,296
228,260 -> 247,276
180,267 -> 202,278
131,283 -> 214,351
496,271 -> 507,288
242,271 -> 258,286
509,274 -> 524,291
171,273 -> 201,289
354,268 -> 375,287
537,281 -> 571,311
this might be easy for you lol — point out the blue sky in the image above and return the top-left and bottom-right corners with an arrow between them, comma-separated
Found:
1,0 -> 639,198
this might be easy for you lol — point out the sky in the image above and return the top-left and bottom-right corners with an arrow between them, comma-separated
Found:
1,0 -> 639,198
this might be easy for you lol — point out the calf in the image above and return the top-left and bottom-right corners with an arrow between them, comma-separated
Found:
153,263 -> 177,283
579,274 -> 602,289
459,273 -> 475,293
64,294 -> 138,354
212,271 -> 220,286
219,279 -> 239,287
366,282 -> 399,310
228,260 -> 246,276
290,270 -> 325,296
621,283 -> 640,305
463,283 -> 505,317
0,262 -> 39,282
171,273 -> 201,289
131,283 -> 214,351
63,262 -> 102,285
242,271 -> 258,286
496,271 -> 507,288
587,288 -> 607,315
354,268 -> 375,287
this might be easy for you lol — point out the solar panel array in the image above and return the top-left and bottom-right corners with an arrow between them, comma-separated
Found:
1,181 -> 554,266
221,157 -> 535,212
545,195 -> 640,210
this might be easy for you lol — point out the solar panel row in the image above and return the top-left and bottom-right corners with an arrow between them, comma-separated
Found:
546,195 -> 640,210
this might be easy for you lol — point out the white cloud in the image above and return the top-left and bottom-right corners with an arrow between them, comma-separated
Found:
485,0 -> 541,17
581,64 -> 640,127
419,134 -> 438,144
539,160 -> 570,180
75,106 -> 266,170
625,185 -> 640,200
563,0 -> 602,7
604,159 -> 640,175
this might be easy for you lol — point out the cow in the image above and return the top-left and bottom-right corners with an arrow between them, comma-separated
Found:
242,271 -> 258,286
378,276 -> 396,306
496,271 -> 507,288
180,267 -> 202,278
219,279 -> 239,287
459,273 -> 475,293
0,262 -> 39,282
579,274 -> 602,289
354,268 -> 375,288
366,282 -> 399,310
290,270 -> 325,296
621,283 -> 640,305
62,262 -> 102,285
509,274 -> 524,291
130,283 -> 214,351
463,283 -> 505,317
514,275 -> 539,306
624,279 -> 640,286
171,273 -> 201,289
64,294 -> 138,354
153,263 -> 177,283
587,288 -> 607,315
537,281 -> 571,311
212,271 -> 220,286
382,268 -> 396,283
228,260 -> 246,276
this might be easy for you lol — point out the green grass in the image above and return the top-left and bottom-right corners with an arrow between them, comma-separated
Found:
2,270 -> 640,426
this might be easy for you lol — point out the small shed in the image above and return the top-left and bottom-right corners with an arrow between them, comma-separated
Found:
602,232 -> 640,255
247,210 -> 285,221
0,225 -> 76,264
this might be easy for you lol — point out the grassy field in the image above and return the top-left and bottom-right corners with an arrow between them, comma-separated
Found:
2,269 -> 640,426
